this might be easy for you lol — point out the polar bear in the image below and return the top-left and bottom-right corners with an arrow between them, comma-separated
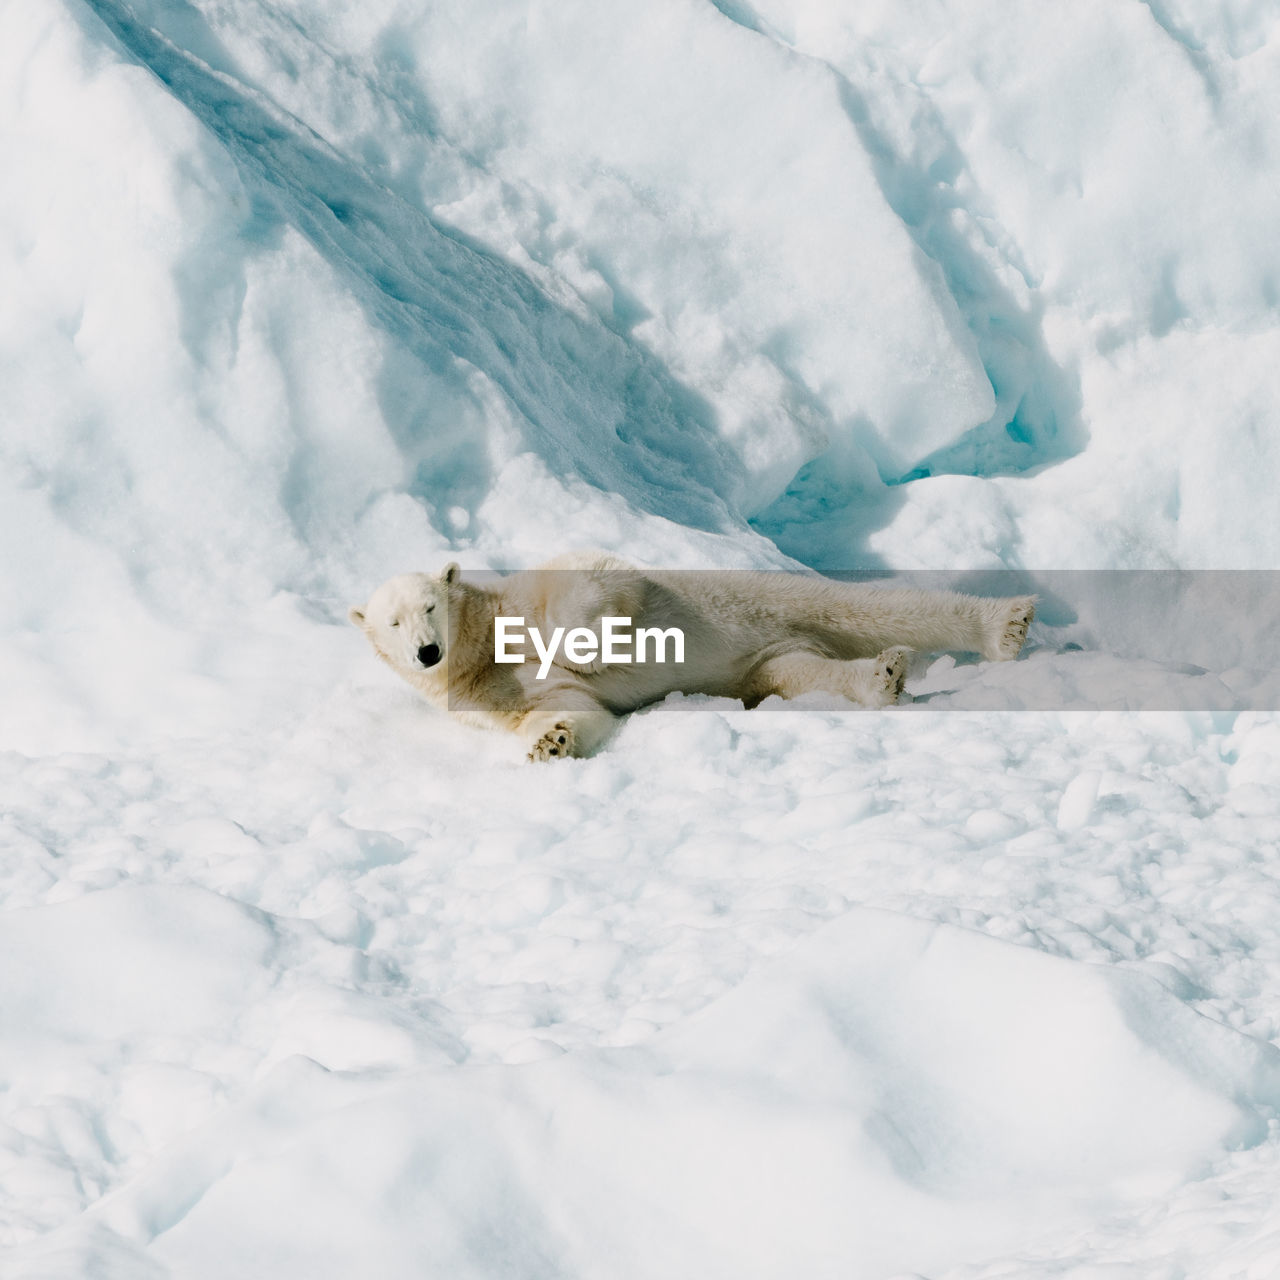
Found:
349,553 -> 1034,761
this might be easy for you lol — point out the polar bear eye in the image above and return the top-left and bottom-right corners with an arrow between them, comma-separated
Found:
390,620 -> 400,628
425,604 -> 435,614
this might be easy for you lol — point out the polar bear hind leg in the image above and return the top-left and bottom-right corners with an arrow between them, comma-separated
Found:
745,647 -> 908,709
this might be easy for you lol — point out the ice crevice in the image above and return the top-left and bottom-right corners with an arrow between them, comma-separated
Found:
1134,0 -> 1220,98
707,0 -> 1087,489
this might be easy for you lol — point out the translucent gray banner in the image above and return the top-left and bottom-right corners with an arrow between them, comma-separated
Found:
445,568 -> 1280,712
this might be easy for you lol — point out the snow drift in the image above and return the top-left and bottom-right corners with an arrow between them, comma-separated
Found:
7,899 -> 1279,1279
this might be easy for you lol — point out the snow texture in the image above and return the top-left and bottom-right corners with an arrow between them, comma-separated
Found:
3,0 -> 1280,1277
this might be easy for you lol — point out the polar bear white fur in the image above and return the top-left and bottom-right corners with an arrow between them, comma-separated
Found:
349,553 -> 1034,761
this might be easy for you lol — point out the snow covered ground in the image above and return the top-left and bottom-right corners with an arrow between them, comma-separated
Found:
3,1 -> 1280,1276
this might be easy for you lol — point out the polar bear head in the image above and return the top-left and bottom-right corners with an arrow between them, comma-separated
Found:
349,564 -> 459,680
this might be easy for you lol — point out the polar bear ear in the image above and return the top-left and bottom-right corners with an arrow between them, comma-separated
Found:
441,562 -> 460,585
348,605 -> 368,628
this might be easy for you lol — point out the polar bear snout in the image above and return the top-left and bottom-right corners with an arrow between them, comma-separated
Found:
417,643 -> 442,669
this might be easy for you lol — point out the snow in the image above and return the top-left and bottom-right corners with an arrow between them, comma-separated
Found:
16,907 -> 1273,1280
3,0 -> 1280,1276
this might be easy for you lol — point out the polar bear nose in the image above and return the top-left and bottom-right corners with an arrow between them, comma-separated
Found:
417,643 -> 441,668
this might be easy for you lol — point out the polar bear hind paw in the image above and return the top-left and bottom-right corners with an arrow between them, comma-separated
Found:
990,598 -> 1036,661
872,646 -> 909,705
528,722 -> 575,762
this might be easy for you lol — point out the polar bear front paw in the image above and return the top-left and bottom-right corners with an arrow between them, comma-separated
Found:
989,598 -> 1036,661
870,646 -> 908,706
528,722 -> 575,762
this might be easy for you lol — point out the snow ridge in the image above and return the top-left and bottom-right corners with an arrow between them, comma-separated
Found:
82,0 -> 746,534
